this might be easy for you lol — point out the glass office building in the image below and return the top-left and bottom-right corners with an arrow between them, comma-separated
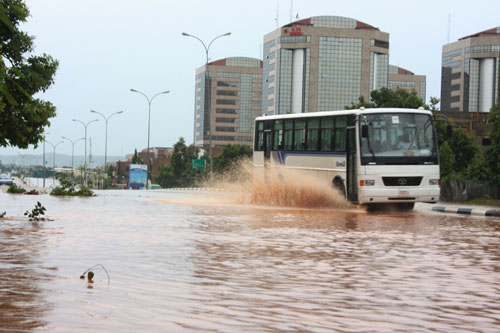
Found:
262,16 -> 391,115
441,27 -> 500,112
194,57 -> 263,148
388,65 -> 426,101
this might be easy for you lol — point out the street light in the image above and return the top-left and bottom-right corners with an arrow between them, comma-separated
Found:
42,132 -> 49,188
62,136 -> 85,177
17,151 -> 26,180
45,140 -> 64,185
182,31 -> 231,178
130,89 -> 169,188
72,118 -> 99,186
90,110 -> 124,170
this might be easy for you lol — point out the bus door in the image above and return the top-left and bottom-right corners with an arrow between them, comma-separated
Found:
263,121 -> 273,183
346,116 -> 358,203
263,130 -> 272,161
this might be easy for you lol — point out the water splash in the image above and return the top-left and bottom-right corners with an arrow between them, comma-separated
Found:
206,159 -> 351,209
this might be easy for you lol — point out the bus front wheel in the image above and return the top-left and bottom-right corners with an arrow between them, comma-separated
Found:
332,178 -> 346,198
396,203 -> 415,211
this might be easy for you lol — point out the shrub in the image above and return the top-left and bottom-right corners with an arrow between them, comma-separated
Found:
24,201 -> 46,221
7,184 -> 26,194
50,179 -> 95,197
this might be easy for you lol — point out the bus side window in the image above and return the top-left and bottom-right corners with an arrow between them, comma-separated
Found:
294,119 -> 306,151
307,118 -> 320,151
335,116 -> 346,152
320,117 -> 334,151
255,121 -> 264,151
273,120 -> 283,150
284,120 -> 293,151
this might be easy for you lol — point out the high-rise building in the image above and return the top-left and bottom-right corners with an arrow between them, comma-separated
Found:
441,27 -> 500,112
262,16 -> 390,115
388,65 -> 426,101
194,57 -> 262,148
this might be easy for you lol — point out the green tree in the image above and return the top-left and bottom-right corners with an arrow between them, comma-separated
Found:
448,127 -> 479,174
213,144 -> 252,173
155,163 -> 175,188
429,96 -> 440,112
466,151 -> 489,182
345,95 -> 375,109
131,149 -> 143,164
156,137 -> 200,188
485,102 -> 500,187
0,0 -> 59,148
346,88 -> 426,110
371,87 -> 426,109
438,142 -> 453,182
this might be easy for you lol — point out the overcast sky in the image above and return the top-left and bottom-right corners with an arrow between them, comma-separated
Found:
1,0 -> 499,158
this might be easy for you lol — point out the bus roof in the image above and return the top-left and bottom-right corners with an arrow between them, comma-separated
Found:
255,108 -> 432,122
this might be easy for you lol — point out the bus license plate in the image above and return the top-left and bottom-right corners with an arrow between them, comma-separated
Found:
399,190 -> 409,196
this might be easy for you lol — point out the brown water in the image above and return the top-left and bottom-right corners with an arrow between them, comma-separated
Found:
1,189 -> 500,332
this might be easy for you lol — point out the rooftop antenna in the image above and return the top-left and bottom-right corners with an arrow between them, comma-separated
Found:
447,13 -> 451,43
290,0 -> 293,23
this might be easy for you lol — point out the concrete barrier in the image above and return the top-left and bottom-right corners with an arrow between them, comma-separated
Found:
432,206 -> 500,217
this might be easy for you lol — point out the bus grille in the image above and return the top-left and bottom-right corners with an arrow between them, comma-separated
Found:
382,177 -> 422,186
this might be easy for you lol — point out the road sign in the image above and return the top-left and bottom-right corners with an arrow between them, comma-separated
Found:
192,159 -> 205,169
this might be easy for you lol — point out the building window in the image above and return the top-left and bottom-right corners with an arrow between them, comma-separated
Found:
318,37 -> 363,111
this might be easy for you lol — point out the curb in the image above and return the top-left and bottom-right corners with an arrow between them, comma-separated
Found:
432,206 -> 500,217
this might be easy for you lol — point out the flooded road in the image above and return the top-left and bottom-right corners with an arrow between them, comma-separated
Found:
1,190 -> 500,332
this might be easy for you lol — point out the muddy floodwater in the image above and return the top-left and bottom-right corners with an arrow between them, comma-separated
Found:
1,189 -> 500,332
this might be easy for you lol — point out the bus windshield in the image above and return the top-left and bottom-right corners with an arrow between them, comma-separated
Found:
359,113 -> 437,165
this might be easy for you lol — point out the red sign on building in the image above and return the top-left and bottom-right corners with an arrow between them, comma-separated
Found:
290,26 -> 303,36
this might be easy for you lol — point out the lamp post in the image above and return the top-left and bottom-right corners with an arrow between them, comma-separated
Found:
62,136 -> 85,177
42,132 -> 49,188
130,89 -> 169,188
90,110 -> 124,171
17,151 -> 26,180
182,31 -> 231,178
45,140 -> 64,185
72,118 -> 99,186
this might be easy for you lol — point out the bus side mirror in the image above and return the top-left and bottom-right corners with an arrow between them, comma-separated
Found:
361,125 -> 369,138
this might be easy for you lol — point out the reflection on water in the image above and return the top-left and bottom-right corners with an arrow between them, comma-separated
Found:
1,190 -> 500,332
0,219 -> 56,331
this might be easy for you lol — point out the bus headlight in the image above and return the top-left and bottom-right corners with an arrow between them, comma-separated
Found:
429,179 -> 440,185
360,179 -> 375,186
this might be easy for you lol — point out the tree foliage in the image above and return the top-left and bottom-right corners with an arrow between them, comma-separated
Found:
0,0 -> 59,148
213,144 -> 252,173
156,137 -> 199,188
485,102 -> 500,186
447,127 -> 479,174
346,87 -> 426,110
131,149 -> 143,164
438,141 -> 453,182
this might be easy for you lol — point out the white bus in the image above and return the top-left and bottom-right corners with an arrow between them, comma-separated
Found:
253,108 -> 440,210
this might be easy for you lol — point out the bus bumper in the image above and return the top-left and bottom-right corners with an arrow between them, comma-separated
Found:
358,187 -> 440,205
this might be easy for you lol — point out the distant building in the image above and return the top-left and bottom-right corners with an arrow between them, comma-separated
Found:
388,65 -> 426,101
441,27 -> 500,112
193,57 -> 263,149
114,147 -> 172,183
262,16 -> 390,115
